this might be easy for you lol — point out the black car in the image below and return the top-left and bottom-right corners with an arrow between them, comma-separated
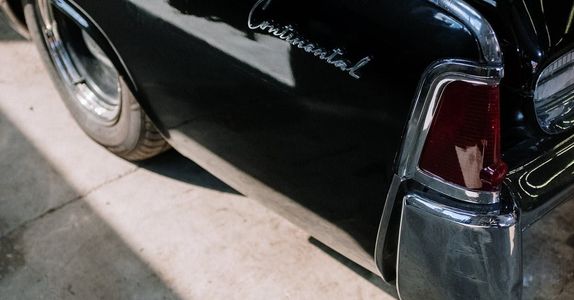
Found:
2,0 -> 574,298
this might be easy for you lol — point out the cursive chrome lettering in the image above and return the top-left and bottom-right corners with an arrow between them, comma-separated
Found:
248,0 -> 372,79
348,57 -> 372,79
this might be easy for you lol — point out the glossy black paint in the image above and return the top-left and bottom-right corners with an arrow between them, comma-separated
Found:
468,1 -> 574,221
466,1 -> 574,153
68,0 -> 480,272
45,0 -> 574,281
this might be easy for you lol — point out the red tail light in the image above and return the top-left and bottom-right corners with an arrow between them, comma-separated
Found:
419,81 -> 507,192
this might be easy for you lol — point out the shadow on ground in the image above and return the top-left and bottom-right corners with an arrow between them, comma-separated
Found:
0,109 -> 181,299
309,237 -> 398,297
137,149 -> 400,298
0,104 -> 396,298
0,14 -> 399,298
137,150 -> 239,195
11,10 -> 574,299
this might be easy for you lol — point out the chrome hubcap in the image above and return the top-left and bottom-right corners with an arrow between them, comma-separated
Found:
38,0 -> 121,123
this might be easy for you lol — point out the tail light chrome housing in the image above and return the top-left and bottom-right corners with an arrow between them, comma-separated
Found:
397,60 -> 505,204
419,81 -> 507,192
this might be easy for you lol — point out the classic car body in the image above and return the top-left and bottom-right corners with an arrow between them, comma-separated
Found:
3,0 -> 574,299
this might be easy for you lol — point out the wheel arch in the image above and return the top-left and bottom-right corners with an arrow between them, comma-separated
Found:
43,0 -> 140,98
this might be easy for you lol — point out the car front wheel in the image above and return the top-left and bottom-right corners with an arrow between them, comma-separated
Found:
23,0 -> 169,161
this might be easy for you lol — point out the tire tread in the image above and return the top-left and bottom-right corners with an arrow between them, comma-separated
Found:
114,114 -> 170,161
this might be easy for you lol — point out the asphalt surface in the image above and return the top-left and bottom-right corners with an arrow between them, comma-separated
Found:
1,14 -> 574,300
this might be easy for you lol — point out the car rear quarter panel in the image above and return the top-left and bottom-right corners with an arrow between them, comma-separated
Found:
71,0 -> 482,273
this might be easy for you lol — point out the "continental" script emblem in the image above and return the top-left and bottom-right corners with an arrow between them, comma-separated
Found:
248,0 -> 372,79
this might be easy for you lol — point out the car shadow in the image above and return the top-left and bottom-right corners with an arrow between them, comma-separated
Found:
0,109 -> 182,298
308,237 -> 399,298
137,149 -> 240,195
0,13 -> 395,296
139,149 -> 398,297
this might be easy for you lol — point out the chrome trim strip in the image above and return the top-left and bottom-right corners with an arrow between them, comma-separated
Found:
398,59 -> 503,204
427,0 -> 502,65
373,174 -> 402,280
0,0 -> 30,39
402,193 -> 517,228
375,0 -> 507,289
414,169 -> 499,204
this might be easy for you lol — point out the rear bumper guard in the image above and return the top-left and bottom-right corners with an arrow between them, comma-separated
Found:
396,192 -> 522,299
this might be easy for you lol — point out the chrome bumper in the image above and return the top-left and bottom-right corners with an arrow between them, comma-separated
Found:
395,192 -> 522,299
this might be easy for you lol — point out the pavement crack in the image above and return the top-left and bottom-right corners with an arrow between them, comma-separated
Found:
0,167 -> 140,239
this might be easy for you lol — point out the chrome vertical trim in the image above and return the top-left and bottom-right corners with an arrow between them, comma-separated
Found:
375,0 -> 508,293
427,0 -> 503,65
374,60 -> 504,281
373,174 -> 402,280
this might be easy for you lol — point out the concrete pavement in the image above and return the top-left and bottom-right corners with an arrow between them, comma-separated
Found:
0,15 -> 393,300
1,14 -> 574,300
